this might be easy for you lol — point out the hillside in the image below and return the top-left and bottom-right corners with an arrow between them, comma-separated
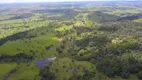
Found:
0,1 -> 142,80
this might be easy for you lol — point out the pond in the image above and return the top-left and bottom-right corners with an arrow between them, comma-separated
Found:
35,57 -> 56,68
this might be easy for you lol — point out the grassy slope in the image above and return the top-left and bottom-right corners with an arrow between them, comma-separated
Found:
0,63 -> 17,79
133,18 -> 142,22
7,65 -> 40,80
0,28 -> 57,58
48,57 -> 95,80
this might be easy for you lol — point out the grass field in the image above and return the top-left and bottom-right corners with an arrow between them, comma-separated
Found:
7,64 -> 40,80
48,57 -> 96,80
0,63 -> 17,80
133,18 -> 142,23
0,31 -> 57,58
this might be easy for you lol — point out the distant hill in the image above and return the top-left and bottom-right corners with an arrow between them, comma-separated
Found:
117,13 -> 142,21
88,11 -> 119,23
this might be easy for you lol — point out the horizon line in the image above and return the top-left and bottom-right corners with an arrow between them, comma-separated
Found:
0,0 -> 140,4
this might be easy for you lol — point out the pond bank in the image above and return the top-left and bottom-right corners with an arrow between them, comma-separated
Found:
35,57 -> 56,68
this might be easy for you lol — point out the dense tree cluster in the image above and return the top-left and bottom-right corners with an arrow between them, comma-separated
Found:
0,53 -> 33,63
94,55 -> 142,78
40,68 -> 56,80
57,20 -> 142,79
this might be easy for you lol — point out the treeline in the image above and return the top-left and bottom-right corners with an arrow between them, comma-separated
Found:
34,9 -> 78,20
8,13 -> 33,20
92,54 -> 142,79
32,9 -> 76,14
0,29 -> 36,46
0,53 -> 33,63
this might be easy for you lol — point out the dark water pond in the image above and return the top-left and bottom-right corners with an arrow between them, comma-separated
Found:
35,57 -> 56,68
